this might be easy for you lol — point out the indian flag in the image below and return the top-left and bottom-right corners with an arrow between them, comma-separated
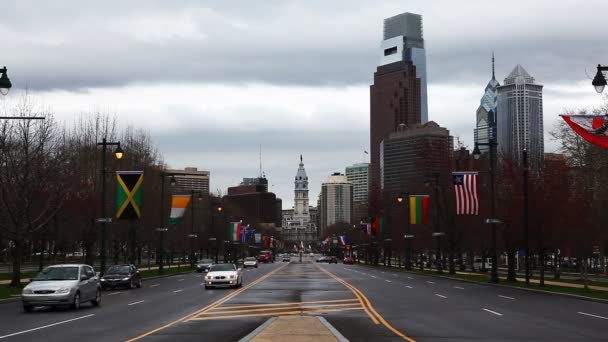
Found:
409,195 -> 429,225
229,222 -> 242,241
169,195 -> 191,225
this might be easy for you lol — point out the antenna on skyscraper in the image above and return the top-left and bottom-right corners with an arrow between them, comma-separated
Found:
492,51 -> 496,80
259,144 -> 263,178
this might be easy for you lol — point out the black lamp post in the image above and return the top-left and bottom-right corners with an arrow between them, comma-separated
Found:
97,138 -> 123,275
473,139 -> 500,283
592,64 -> 608,93
397,192 -> 413,270
0,66 -> 12,96
188,191 -> 203,268
522,149 -> 530,285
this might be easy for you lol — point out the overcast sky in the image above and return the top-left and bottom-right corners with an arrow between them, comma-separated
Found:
2,0 -> 606,209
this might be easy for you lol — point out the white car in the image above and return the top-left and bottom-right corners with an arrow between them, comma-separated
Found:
243,257 -> 258,268
204,264 -> 243,289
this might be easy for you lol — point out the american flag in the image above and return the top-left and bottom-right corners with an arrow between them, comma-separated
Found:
453,172 -> 479,215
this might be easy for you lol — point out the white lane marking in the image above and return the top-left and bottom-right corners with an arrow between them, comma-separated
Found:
392,274 -> 398,276
578,312 -> 608,320
385,280 -> 392,283
0,314 -> 95,339
371,275 -> 377,279
177,278 -> 185,282
435,294 -> 447,299
426,281 -> 435,284
173,289 -> 183,293
150,284 -> 160,287
405,285 -> 413,289
128,300 -> 145,306
407,277 -> 413,280
381,271 -> 385,273
483,308 -> 503,316
498,295 -> 515,300
107,292 -> 122,296
454,286 -> 465,290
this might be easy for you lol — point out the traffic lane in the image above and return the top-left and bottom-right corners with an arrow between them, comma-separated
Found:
130,262 -> 392,342
0,263 -> 282,341
349,264 -> 608,331
327,264 -> 608,341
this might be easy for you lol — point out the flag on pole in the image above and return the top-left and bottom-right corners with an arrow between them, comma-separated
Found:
300,241 -> 304,250
374,217 -> 384,237
115,171 -> 144,220
229,222 -> 242,241
453,172 -> 479,215
169,195 -> 191,224
332,236 -> 338,245
339,235 -> 347,246
561,114 -> 608,149
366,223 -> 372,236
409,195 -> 429,224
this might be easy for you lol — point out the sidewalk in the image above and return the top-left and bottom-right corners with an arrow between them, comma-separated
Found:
240,316 -> 347,342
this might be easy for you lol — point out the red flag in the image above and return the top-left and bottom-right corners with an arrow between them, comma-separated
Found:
561,115 -> 608,149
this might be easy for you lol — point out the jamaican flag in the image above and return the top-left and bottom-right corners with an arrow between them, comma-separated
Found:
116,171 -> 143,220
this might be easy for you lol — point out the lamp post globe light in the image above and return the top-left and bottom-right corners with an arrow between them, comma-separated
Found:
0,66 -> 12,96
472,139 -> 500,283
97,138 -> 123,275
592,64 -> 608,94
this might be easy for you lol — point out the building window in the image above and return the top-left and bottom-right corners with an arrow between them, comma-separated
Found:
384,46 -> 397,56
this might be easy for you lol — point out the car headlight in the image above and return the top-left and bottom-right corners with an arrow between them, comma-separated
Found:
122,277 -> 130,281
100,278 -> 105,282
22,288 -> 33,294
56,287 -> 70,294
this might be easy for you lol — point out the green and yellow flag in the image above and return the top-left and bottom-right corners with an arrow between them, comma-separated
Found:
116,171 -> 143,220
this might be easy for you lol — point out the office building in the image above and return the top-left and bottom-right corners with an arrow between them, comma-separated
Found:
496,65 -> 544,169
167,167 -> 209,194
346,163 -> 369,221
320,173 -> 353,235
474,54 -> 500,154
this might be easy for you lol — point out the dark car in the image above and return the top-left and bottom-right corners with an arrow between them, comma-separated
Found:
343,257 -> 354,265
196,259 -> 215,273
100,264 -> 141,290
257,253 -> 272,263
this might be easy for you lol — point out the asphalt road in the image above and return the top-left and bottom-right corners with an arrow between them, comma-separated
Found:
0,258 -> 607,341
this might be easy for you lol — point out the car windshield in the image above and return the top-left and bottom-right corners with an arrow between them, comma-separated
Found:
106,265 -> 130,274
245,257 -> 256,261
33,266 -> 79,281
199,259 -> 213,264
209,264 -> 236,272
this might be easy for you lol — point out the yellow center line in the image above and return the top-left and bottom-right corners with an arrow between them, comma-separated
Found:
125,263 -> 288,342
189,307 -> 365,321
202,302 -> 363,315
211,298 -> 359,310
318,266 -> 416,342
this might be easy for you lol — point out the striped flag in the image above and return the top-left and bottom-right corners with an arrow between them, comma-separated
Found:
409,195 -> 429,224
229,222 -> 242,241
169,195 -> 191,224
453,172 -> 479,215
339,235 -> 347,246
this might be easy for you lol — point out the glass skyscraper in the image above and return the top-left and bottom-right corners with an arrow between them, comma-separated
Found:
474,54 -> 500,155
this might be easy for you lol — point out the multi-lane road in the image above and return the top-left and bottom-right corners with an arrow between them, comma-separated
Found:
0,257 -> 607,341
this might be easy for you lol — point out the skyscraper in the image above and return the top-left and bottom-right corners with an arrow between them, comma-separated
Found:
370,12 -> 427,214
320,173 -> 353,235
346,163 -> 369,221
496,65 -> 544,168
474,53 -> 500,154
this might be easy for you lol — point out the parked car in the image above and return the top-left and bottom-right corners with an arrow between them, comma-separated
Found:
196,259 -> 215,273
282,254 -> 291,262
204,264 -> 243,289
22,264 -> 101,312
343,257 -> 354,265
243,257 -> 258,268
100,264 -> 141,290
316,256 -> 328,263
473,257 -> 492,272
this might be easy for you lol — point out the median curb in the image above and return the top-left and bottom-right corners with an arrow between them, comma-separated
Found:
238,315 -> 348,342
358,264 -> 608,305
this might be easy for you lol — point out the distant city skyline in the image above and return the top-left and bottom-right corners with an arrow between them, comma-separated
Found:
2,1 -> 606,209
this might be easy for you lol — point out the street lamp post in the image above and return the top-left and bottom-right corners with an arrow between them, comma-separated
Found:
97,138 -> 123,275
188,191 -> 203,268
473,139 -> 499,283
210,206 -> 222,263
432,174 -> 443,274
397,193 -> 413,270
523,149 -> 530,285
0,66 -> 12,96
592,64 -> 608,93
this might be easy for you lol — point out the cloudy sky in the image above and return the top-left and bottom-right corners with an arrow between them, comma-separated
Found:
2,0 -> 606,209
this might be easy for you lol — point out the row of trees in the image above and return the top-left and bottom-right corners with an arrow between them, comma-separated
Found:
0,95 -> 227,287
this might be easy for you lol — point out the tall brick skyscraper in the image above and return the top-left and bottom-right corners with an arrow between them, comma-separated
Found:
369,12 -> 425,214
